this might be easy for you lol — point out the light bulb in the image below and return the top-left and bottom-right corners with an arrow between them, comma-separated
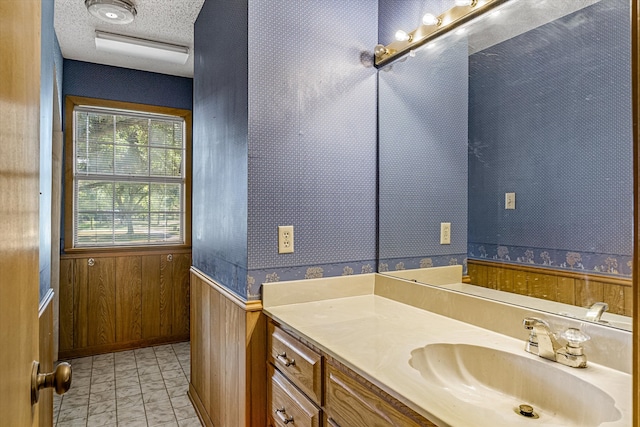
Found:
422,13 -> 440,26
455,0 -> 474,6
374,44 -> 388,58
395,30 -> 411,42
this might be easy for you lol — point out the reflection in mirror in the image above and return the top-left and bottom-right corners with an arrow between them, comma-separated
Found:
378,0 -> 632,331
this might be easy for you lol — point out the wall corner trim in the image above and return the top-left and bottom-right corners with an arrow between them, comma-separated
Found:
190,266 -> 262,312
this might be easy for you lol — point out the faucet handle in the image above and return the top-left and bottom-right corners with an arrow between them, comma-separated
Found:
561,328 -> 590,346
561,327 -> 590,358
557,328 -> 590,367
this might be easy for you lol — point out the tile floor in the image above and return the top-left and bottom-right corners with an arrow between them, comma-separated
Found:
54,342 -> 202,427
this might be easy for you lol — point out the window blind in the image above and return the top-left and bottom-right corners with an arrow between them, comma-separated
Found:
73,106 -> 185,247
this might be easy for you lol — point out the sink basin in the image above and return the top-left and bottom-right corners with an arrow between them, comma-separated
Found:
409,343 -> 621,426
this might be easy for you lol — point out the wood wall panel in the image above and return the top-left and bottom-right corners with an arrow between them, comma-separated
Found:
529,273 -> 557,301
624,287 -> 633,317
190,275 -> 201,395
246,310 -> 267,425
605,284 -> 626,316
173,253 -> 191,336
201,279 -> 213,425
556,277 -> 576,305
575,280 -> 605,309
142,255 -> 161,339
208,285 -> 221,427
226,296 -> 243,425
160,255 -> 174,336
468,260 -> 632,315
116,257 -> 142,342
59,259 -> 74,352
496,268 -> 514,293
513,270 -> 528,295
87,257 -> 116,347
188,268 -> 266,427
74,260 -> 90,349
59,251 -> 190,358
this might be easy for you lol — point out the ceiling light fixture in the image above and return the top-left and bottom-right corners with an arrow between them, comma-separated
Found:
95,31 -> 190,64
85,0 -> 137,24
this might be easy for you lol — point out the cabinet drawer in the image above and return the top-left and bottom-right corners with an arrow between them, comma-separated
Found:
268,322 -> 322,404
269,364 -> 321,427
325,362 -> 433,427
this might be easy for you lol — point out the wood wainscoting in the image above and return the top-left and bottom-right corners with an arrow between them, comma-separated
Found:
39,290 -> 55,427
468,259 -> 633,316
189,267 -> 266,427
59,249 -> 191,358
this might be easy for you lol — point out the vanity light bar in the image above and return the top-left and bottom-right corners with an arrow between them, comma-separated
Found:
374,0 -> 510,67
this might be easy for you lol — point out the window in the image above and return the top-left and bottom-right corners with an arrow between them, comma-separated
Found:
65,97 -> 191,249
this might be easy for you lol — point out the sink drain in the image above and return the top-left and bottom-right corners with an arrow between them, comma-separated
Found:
515,404 -> 540,419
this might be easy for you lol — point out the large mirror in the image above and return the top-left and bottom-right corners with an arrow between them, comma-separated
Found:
378,0 -> 633,330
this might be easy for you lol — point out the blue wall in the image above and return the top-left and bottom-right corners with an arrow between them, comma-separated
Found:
63,60 -> 193,111
60,60 -> 193,252
378,35 -> 469,272
39,0 -> 57,301
193,0 -> 378,300
467,0 -> 632,276
245,0 -> 378,295
192,0 -> 249,298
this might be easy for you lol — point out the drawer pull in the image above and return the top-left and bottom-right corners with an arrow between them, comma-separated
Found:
277,352 -> 296,367
275,407 -> 294,424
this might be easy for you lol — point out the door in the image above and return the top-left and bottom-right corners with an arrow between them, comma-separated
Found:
0,0 -> 43,425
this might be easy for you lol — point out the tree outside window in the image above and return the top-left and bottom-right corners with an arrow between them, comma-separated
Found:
73,107 -> 185,247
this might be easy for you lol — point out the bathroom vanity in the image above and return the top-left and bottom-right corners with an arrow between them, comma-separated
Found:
262,270 -> 631,427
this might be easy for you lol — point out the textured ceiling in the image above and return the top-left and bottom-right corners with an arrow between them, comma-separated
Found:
54,0 -> 204,77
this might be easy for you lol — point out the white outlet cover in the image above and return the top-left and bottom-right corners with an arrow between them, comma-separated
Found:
278,225 -> 294,254
505,192 -> 516,210
440,222 -> 451,245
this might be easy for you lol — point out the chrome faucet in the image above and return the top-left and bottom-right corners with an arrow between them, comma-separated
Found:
523,317 -> 560,361
585,302 -> 608,323
523,317 -> 590,368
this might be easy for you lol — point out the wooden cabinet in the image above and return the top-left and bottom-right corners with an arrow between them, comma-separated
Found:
59,250 -> 191,358
325,362 -> 431,427
267,322 -> 324,426
267,319 -> 437,427
268,322 -> 323,405
268,364 -> 321,427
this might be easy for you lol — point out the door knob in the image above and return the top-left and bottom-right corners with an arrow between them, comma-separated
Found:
31,361 -> 72,405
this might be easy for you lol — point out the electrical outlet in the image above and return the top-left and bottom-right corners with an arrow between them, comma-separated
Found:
278,225 -> 294,254
505,192 -> 516,210
440,222 -> 451,245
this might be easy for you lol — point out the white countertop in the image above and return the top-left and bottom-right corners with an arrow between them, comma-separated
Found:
264,291 -> 632,427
